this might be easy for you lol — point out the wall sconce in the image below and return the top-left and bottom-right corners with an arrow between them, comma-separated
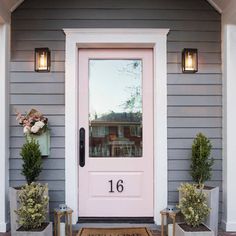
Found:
35,48 -> 51,72
182,48 -> 198,73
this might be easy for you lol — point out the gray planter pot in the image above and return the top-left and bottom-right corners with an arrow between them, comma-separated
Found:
202,187 -> 219,236
14,222 -> 52,236
9,187 -> 21,234
9,186 -> 49,234
179,186 -> 219,236
175,223 -> 214,236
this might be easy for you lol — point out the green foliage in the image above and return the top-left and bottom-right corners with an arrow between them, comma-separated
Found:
15,183 -> 49,230
177,183 -> 210,228
20,137 -> 42,184
190,133 -> 214,187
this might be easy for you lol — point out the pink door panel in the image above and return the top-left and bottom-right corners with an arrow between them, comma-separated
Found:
78,49 -> 154,217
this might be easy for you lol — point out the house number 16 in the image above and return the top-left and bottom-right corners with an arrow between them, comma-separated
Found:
108,179 -> 124,193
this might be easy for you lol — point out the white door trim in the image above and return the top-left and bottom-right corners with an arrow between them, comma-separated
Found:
0,23 -> 10,232
63,28 -> 169,225
222,24 -> 236,231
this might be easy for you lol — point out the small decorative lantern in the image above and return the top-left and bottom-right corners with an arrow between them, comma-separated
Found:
59,204 -> 67,212
35,48 -> 51,72
54,207 -> 73,236
182,48 -> 198,73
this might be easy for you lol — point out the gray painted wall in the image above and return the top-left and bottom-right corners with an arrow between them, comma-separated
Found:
10,0 -> 222,220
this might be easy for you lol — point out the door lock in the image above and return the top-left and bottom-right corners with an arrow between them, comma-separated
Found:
79,128 -> 85,167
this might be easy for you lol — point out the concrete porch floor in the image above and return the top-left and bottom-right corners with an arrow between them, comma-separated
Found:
1,231 -> 236,236
1,228 -> 236,236
1,230 -> 157,236
0,224 -> 236,236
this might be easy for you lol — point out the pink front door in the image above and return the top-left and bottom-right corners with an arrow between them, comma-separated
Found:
78,49 -> 154,217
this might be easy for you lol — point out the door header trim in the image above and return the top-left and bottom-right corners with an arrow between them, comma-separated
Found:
64,28 -> 169,35
63,28 -> 169,225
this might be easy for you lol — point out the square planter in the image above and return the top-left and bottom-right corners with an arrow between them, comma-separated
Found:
14,222 -> 52,236
179,186 -> 219,236
9,186 -> 49,234
9,187 -> 21,234
175,223 -> 214,236
29,130 -> 50,156
202,187 -> 219,236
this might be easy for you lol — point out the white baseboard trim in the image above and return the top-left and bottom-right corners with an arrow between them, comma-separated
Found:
221,219 -> 236,231
0,221 -> 10,233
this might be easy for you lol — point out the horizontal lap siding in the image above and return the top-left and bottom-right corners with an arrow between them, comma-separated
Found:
10,0 -> 222,220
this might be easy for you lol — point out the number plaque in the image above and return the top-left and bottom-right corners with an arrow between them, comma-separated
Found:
109,179 -> 124,193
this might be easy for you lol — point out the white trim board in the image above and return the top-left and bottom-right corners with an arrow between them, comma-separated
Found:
0,4 -> 10,23
63,28 -> 169,225
10,0 -> 25,12
222,220 -> 236,232
206,0 -> 222,13
222,24 -> 236,232
0,23 -> 10,233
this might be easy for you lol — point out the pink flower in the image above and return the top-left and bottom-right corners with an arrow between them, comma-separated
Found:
31,125 -> 40,134
23,126 -> 31,134
16,109 -> 48,134
16,112 -> 22,121
35,121 -> 45,128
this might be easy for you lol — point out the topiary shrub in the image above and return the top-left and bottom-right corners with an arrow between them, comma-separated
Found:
20,137 -> 42,184
177,183 -> 210,228
190,133 -> 214,188
15,183 -> 49,230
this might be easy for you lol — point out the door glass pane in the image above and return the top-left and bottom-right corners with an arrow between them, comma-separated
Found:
89,59 -> 142,157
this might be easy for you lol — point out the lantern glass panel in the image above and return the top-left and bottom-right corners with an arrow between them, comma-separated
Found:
182,49 -> 198,73
35,48 -> 50,72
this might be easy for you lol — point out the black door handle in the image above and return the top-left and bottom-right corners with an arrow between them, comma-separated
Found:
79,128 -> 85,167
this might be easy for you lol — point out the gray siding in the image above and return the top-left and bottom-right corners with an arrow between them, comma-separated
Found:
10,0 -> 222,219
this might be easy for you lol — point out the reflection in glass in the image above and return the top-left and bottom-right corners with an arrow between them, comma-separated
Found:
89,60 -> 142,157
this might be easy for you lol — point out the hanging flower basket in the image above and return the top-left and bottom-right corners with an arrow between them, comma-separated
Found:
16,108 -> 50,156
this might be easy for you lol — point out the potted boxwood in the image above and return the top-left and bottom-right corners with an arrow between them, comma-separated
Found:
190,133 -> 219,236
176,183 -> 214,236
15,182 -> 52,236
9,138 -> 48,235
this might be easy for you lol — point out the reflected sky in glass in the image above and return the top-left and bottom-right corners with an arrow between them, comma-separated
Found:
89,59 -> 142,121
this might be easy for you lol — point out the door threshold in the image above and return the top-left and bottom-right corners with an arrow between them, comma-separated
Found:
73,222 -> 159,231
78,217 -> 154,224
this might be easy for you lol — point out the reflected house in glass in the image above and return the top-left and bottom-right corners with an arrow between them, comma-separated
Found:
89,112 -> 142,157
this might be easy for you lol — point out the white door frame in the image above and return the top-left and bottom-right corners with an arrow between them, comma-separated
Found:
0,23 -> 10,232
63,28 -> 169,225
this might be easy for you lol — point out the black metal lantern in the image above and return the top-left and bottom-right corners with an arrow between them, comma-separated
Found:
182,48 -> 198,73
35,48 -> 51,72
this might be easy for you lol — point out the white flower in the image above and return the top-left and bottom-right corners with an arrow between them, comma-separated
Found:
31,125 -> 40,134
23,126 -> 31,134
35,121 -> 45,128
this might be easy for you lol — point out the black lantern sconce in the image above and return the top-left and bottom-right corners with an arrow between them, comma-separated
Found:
182,48 -> 198,73
35,48 -> 51,72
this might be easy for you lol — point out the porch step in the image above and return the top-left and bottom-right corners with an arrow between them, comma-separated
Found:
73,223 -> 159,231
78,217 -> 154,224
